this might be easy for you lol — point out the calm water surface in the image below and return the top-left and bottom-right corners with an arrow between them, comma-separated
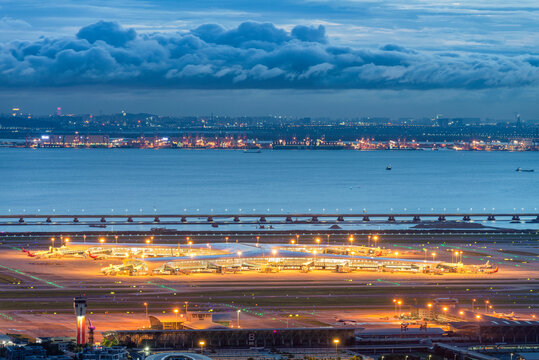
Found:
1,149 -> 537,214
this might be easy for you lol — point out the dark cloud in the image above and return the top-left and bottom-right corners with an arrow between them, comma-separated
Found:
76,21 -> 136,47
291,25 -> 327,43
0,20 -> 537,90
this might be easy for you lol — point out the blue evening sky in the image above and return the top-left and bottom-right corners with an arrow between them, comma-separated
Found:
0,0 -> 537,118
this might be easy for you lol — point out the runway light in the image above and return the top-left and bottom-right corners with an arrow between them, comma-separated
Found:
476,315 -> 481,319
333,338 -> 340,344
145,239 -> 150,244
99,237 -> 105,243
442,307 -> 448,312
459,311 -> 464,315
427,303 -> 433,308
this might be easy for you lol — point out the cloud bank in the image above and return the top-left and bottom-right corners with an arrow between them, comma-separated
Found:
1,20 -> 537,90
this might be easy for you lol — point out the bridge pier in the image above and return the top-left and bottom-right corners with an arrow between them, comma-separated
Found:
285,216 -> 293,223
18,217 -> 24,223
511,215 -> 520,222
153,216 -> 160,223
438,215 -> 446,221
73,217 -> 79,223
181,216 -> 187,223
46,217 -> 51,223
388,216 -> 396,222
363,216 -> 370,221
100,217 -> 106,223
207,216 -> 213,222
413,216 -> 421,222
463,215 -> 471,221
311,216 -> 319,222
259,216 -> 266,222
234,216 -> 240,222
488,215 -> 495,221
127,217 -> 133,222
337,216 -> 344,222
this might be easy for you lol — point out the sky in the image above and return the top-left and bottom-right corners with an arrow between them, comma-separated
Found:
0,0 -> 538,119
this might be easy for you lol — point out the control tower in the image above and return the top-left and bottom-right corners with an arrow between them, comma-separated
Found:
74,297 -> 87,345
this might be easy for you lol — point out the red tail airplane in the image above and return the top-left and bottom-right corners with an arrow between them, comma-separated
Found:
27,251 -> 37,257
21,247 -> 28,253
87,251 -> 99,260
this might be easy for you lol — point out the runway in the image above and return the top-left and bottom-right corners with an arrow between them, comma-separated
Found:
0,235 -> 536,340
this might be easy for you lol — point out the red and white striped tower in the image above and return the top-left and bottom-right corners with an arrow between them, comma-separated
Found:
74,297 -> 87,345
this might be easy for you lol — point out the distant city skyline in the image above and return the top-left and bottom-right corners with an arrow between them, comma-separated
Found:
0,0 -> 537,118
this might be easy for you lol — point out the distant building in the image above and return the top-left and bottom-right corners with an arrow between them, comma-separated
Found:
5,345 -> 46,360
0,334 -> 14,347
79,346 -> 128,360
148,311 -> 226,330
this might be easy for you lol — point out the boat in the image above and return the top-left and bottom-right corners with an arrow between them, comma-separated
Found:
386,164 -> 392,170
516,167 -> 534,172
89,224 -> 107,228
243,148 -> 261,153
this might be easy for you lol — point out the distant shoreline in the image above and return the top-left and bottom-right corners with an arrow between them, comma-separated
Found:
0,145 -> 537,152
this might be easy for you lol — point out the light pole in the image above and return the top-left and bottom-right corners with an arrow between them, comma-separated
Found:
237,309 -> 241,328
472,298 -> 476,312
143,302 -> 148,317
199,340 -> 205,353
237,251 -> 242,268
296,234 -> 299,245
431,252 -> 436,261
173,308 -> 179,323
225,236 -> 229,244
256,236 -> 260,247
51,237 -> 55,249
333,338 -> 340,354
